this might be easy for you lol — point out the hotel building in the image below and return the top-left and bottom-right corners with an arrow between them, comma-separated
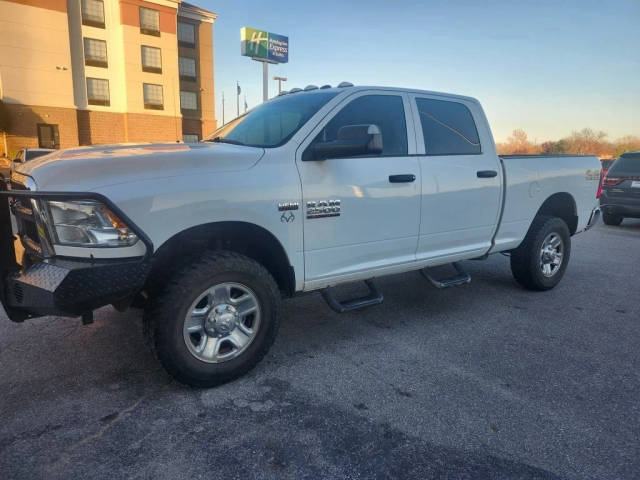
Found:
0,0 -> 217,155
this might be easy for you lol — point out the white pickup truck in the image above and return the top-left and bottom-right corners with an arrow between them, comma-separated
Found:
0,84 -> 601,387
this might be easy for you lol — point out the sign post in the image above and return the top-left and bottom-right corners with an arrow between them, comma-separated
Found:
241,27 -> 289,102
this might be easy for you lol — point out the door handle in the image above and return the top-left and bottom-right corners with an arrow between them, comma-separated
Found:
389,174 -> 416,183
477,170 -> 498,178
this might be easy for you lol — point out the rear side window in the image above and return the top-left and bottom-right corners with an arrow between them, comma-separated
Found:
315,95 -> 408,156
416,98 -> 481,155
609,153 -> 640,175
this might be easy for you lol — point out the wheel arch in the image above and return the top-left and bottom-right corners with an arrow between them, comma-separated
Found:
535,192 -> 578,235
146,221 -> 295,297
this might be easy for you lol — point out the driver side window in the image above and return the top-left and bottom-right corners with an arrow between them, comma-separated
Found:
313,94 -> 408,156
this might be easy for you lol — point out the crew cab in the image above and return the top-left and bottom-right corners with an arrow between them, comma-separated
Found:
0,85 -> 601,387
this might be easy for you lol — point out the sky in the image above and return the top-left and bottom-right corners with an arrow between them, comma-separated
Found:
200,0 -> 639,143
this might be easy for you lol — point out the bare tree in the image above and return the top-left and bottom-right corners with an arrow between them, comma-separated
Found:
496,129 -> 537,155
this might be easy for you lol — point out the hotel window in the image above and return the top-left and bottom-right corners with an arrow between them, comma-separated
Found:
81,0 -> 105,28
183,134 -> 199,143
84,38 -> 108,67
180,91 -> 198,110
141,46 -> 162,73
178,22 -> 195,47
178,56 -> 196,81
86,78 -> 110,106
139,7 -> 160,36
143,83 -> 163,109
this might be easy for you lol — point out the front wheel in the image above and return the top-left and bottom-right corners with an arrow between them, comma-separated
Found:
510,215 -> 571,291
602,212 -> 623,226
146,251 -> 281,387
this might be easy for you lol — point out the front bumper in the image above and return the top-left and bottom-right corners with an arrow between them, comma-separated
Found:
1,184 -> 153,322
3,257 -> 151,321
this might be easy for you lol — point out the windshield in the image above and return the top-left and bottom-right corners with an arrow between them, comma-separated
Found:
25,150 -> 53,161
609,153 -> 640,175
205,90 -> 339,148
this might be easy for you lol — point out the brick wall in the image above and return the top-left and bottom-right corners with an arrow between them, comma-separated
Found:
126,112 -> 182,143
202,119 -> 217,137
3,104 -> 78,156
182,118 -> 202,138
77,110 -> 127,145
3,104 -> 185,155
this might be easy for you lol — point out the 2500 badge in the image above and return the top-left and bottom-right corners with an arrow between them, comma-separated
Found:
307,199 -> 341,219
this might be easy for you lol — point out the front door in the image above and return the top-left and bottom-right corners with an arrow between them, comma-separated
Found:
296,91 -> 421,288
37,124 -> 60,149
409,94 -> 503,261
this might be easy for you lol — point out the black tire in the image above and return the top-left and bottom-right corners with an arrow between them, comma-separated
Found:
602,212 -> 623,226
510,215 -> 571,291
145,250 -> 281,388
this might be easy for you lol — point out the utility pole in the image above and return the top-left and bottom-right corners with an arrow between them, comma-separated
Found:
273,76 -> 287,94
221,91 -> 225,125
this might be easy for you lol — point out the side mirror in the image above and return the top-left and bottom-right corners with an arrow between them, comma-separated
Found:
303,124 -> 383,161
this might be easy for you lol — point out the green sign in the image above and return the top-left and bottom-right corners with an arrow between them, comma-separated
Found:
241,27 -> 289,64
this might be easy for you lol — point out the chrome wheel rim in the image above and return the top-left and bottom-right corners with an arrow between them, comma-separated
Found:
183,282 -> 261,363
539,233 -> 564,278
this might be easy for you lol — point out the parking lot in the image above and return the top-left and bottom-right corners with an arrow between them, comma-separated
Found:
1,220 -> 638,479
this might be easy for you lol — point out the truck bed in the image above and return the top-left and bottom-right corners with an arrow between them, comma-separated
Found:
491,154 -> 601,253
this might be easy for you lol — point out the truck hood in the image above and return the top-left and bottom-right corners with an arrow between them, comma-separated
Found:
16,142 -> 265,191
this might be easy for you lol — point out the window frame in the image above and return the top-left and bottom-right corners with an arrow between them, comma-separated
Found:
177,21 -> 196,47
180,90 -> 198,111
143,83 -> 164,110
411,94 -> 483,156
178,56 -> 197,82
81,0 -> 105,28
304,91 -> 414,159
83,37 -> 108,68
37,124 -> 60,149
86,77 -> 110,106
139,7 -> 160,36
141,45 -> 162,74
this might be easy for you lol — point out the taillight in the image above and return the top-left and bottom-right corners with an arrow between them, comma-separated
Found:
597,171 -> 603,198
602,177 -> 623,186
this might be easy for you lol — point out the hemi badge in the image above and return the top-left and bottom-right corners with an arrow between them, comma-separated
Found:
278,202 -> 299,211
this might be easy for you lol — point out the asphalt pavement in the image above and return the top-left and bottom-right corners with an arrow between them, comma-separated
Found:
1,220 -> 639,479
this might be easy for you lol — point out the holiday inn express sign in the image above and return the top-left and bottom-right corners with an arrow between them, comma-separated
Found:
241,27 -> 289,63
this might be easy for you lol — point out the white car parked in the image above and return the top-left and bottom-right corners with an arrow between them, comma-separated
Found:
0,84 -> 601,387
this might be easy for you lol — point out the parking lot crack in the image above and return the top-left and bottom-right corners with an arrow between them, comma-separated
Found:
48,382 -> 172,472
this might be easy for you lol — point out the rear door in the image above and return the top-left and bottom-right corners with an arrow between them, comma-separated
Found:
296,91 -> 421,288
409,94 -> 503,261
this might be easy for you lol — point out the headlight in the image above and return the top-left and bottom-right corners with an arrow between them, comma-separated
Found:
43,200 -> 138,247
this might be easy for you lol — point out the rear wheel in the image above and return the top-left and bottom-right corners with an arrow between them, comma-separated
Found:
602,212 -> 623,226
146,251 -> 281,387
510,215 -> 571,291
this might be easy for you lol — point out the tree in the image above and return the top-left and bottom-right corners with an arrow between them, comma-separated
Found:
497,129 -> 536,155
612,135 -> 640,157
563,128 -> 612,156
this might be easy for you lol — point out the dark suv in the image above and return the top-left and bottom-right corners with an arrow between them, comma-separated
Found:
600,152 -> 640,225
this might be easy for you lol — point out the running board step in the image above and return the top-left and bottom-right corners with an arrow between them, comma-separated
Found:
421,262 -> 471,289
321,279 -> 384,313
